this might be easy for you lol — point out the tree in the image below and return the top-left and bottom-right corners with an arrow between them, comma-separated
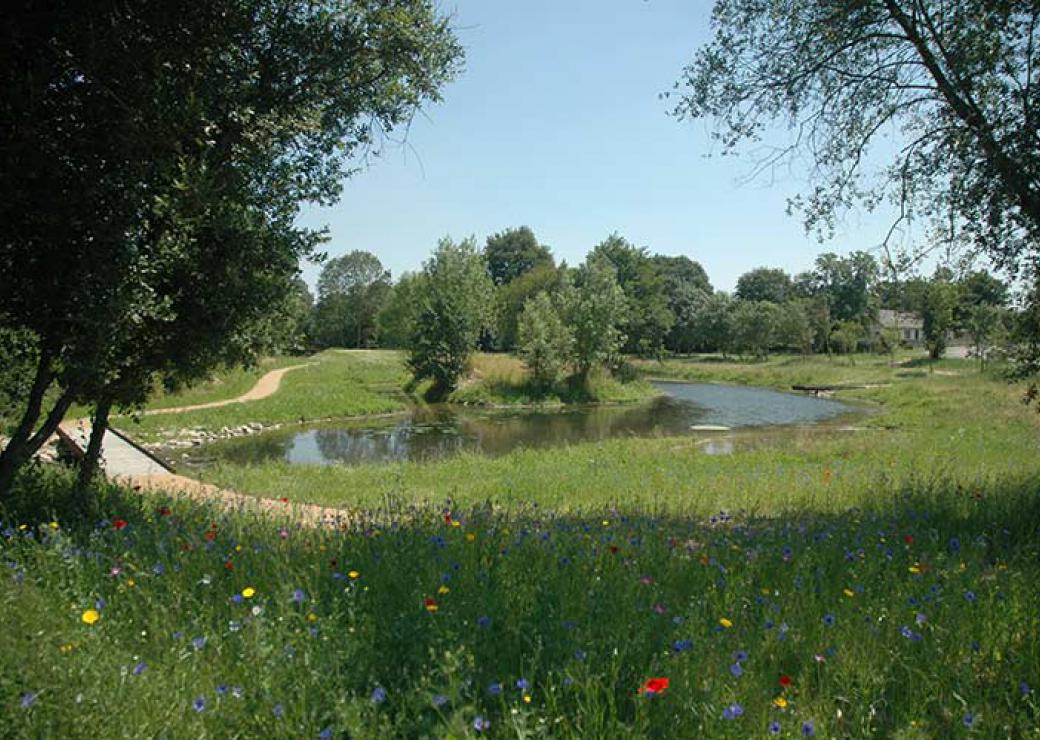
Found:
484,227 -> 554,286
956,270 -> 1010,329
517,292 -> 573,389
922,280 -> 958,360
314,251 -> 391,348
263,278 -> 314,354
563,258 -> 629,379
775,300 -> 815,354
688,292 -> 735,354
803,252 -> 879,325
651,255 -> 713,353
589,234 -> 674,356
965,304 -> 1007,370
830,320 -> 866,359
407,238 -> 493,400
377,273 -> 424,349
735,268 -> 792,304
493,263 -> 563,351
0,0 -> 462,496
731,301 -> 779,359
673,1 -> 1040,278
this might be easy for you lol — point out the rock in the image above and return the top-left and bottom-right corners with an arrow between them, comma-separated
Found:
690,425 -> 731,431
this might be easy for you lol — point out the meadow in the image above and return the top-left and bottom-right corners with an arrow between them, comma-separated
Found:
3,350 -> 1040,737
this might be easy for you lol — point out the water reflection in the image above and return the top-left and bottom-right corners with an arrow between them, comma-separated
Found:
191,382 -> 856,468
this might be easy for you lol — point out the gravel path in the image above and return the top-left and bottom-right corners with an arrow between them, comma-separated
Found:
142,363 -> 314,415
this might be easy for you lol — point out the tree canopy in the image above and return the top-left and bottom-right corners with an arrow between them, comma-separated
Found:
484,227 -> 554,286
735,268 -> 793,304
673,1 -> 1040,278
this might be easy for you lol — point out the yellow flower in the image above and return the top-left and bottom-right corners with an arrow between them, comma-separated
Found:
908,565 -> 921,574
719,618 -> 733,629
81,609 -> 100,625
242,587 -> 256,598
450,520 -> 461,528
60,643 -> 74,653
843,588 -> 855,598
437,585 -> 450,595
465,532 -> 476,542
602,520 -> 610,527
235,544 -> 242,552
348,570 -> 360,579
127,579 -> 136,588
306,612 -> 318,623
523,694 -> 532,704
773,697 -> 788,709
49,521 -> 59,530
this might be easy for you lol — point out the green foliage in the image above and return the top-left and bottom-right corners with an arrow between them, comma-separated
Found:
563,258 -> 629,378
313,252 -> 391,348
517,293 -> 573,389
589,235 -> 674,356
407,239 -> 494,400
376,273 -> 423,349
803,252 -> 879,324
673,0 -> 1040,276
492,263 -> 563,351
774,299 -> 814,354
483,227 -> 554,286
687,291 -> 734,354
829,320 -> 865,357
730,300 -> 779,358
923,281 -> 958,360
734,267 -> 792,304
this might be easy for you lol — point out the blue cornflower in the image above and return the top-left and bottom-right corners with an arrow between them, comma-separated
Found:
722,703 -> 744,719
95,598 -> 106,611
730,663 -> 744,677
1020,681 -> 1031,696
172,630 -> 184,640
964,590 -> 977,603
473,715 -> 490,732
963,712 -> 974,728
671,639 -> 693,653
192,636 -> 206,651
371,686 -> 387,704
192,696 -> 206,713
318,729 -> 333,739
516,678 -> 530,691
802,720 -> 816,736
20,691 -> 37,709
273,704 -> 284,719
733,650 -> 749,662
231,593 -> 244,604
488,682 -> 502,696
133,661 -> 147,676
574,649 -> 587,661
477,615 -> 491,629
291,589 -> 306,604
769,720 -> 782,735
153,563 -> 165,575
948,537 -> 961,553
915,612 -> 927,625
823,614 -> 835,626
432,694 -> 449,708
216,684 -> 228,696
764,619 -> 775,630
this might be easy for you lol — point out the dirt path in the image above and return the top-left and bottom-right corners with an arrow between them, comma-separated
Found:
143,363 -> 314,416
120,472 -> 354,527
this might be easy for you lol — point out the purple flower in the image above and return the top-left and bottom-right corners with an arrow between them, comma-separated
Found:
915,612 -> 927,625
823,614 -> 835,626
802,720 -> 816,736
769,720 -> 782,735
20,692 -> 37,709
192,696 -> 206,713
730,663 -> 744,677
516,678 -> 530,691
488,682 -> 502,696
273,704 -> 284,719
371,686 -> 387,704
432,694 -> 448,708
574,649 -> 587,661
192,636 -> 206,651
133,661 -> 147,676
291,589 -> 306,604
733,650 -> 749,662
1020,681 -> 1031,696
216,684 -> 228,696
477,615 -> 491,628
318,729 -> 333,739
722,703 -> 744,719
963,712 -> 974,728
473,715 -> 490,732
152,563 -> 165,575
964,590 -> 977,603
231,593 -> 244,604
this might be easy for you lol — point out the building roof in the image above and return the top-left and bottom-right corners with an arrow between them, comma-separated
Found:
878,309 -> 923,329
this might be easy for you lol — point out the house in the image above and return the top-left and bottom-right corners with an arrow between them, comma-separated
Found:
877,309 -> 924,347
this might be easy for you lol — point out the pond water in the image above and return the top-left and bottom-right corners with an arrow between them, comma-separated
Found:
186,382 -> 856,468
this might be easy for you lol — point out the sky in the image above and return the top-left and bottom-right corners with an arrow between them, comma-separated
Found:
295,0 -> 914,294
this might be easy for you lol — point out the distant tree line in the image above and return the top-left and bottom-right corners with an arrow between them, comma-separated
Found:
296,227 -> 1020,395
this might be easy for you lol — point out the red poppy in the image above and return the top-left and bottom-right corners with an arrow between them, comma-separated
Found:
779,675 -> 792,687
113,519 -> 127,530
280,497 -> 289,504
609,545 -> 619,555
224,560 -> 234,571
639,677 -> 669,695
204,530 -> 217,542
157,506 -> 171,517
903,534 -> 914,544
443,513 -> 453,524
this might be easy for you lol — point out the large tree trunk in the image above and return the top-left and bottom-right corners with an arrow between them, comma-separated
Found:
76,398 -> 112,495
0,349 -> 56,497
0,389 -> 74,497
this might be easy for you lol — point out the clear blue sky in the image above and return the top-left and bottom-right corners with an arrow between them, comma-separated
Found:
295,0 -> 910,294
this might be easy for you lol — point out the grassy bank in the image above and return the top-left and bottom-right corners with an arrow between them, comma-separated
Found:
200,356 -> 1040,516
2,468 -> 1038,737
114,350 -> 411,443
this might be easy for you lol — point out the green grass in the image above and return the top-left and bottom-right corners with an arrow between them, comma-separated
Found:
113,350 -> 411,443
1,467 -> 1038,737
199,356 -> 1040,517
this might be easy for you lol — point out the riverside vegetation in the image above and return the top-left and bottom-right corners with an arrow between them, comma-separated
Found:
3,350 -> 1039,736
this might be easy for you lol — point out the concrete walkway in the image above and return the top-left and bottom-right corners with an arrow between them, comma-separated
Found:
58,419 -> 171,476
